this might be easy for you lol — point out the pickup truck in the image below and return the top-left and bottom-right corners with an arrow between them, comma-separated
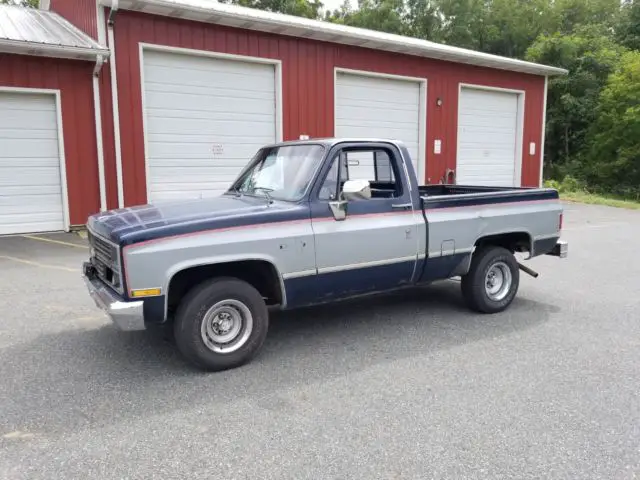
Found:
82,138 -> 568,371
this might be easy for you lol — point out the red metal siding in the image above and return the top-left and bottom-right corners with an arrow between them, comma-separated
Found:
108,10 -> 545,205
50,0 -> 98,40
0,54 -> 100,225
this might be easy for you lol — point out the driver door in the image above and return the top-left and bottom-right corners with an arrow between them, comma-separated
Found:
309,142 -> 418,301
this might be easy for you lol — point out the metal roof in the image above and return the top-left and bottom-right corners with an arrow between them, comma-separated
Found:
101,0 -> 567,77
0,4 -> 109,61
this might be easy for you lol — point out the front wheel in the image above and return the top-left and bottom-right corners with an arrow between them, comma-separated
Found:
461,246 -> 520,314
174,277 -> 269,371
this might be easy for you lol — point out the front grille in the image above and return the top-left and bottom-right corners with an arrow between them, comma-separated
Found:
91,233 -> 114,265
88,230 -> 123,294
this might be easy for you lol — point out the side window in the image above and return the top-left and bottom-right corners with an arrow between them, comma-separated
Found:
318,147 -> 402,200
318,155 -> 340,201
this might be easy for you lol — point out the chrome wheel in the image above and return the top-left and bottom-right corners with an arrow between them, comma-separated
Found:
200,299 -> 253,354
484,261 -> 512,301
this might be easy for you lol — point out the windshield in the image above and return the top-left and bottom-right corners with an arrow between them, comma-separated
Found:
230,144 -> 325,201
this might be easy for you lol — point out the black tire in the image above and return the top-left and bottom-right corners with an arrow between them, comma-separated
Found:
173,277 -> 269,371
461,246 -> 520,314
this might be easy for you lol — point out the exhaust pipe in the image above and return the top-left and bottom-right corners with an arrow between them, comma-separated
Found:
518,262 -> 539,278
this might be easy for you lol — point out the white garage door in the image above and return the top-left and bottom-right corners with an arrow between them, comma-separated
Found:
0,91 -> 65,235
457,87 -> 521,186
335,72 -> 422,180
142,49 -> 277,202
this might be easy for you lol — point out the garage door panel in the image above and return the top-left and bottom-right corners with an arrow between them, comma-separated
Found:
337,107 -> 419,125
145,86 -> 273,106
0,112 -> 57,130
0,139 -> 60,158
146,91 -> 274,115
456,87 -> 520,187
145,53 -> 274,76
0,128 -> 58,141
143,49 -> 277,201
147,116 -> 275,137
337,79 -> 418,105
0,213 -> 63,235
144,66 -> 274,92
148,141 -> 272,159
147,107 -> 273,123
459,114 -> 517,128
0,166 -> 61,185
337,88 -> 419,109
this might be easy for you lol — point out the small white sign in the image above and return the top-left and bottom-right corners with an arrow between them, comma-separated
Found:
212,143 -> 224,155
434,139 -> 442,154
529,142 -> 536,156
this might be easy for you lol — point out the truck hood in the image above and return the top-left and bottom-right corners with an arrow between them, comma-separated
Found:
87,194 -> 309,246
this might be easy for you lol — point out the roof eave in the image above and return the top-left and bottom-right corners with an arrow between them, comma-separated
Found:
0,38 -> 110,61
100,0 -> 567,77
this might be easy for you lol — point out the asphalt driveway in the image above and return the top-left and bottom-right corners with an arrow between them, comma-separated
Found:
0,202 -> 639,479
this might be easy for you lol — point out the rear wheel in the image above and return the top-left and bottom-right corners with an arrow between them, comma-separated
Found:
461,246 -> 520,313
174,277 -> 269,371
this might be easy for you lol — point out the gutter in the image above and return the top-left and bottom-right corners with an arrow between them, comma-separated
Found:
107,0 -> 125,209
0,39 -> 110,61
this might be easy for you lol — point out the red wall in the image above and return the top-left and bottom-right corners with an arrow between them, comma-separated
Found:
50,0 -> 98,40
0,54 -> 100,225
106,10 -> 545,206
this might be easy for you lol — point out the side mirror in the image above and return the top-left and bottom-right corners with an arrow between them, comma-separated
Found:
342,179 -> 372,201
328,179 -> 371,221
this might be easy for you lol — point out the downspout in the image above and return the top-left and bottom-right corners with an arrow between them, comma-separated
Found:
92,54 -> 108,211
107,0 -> 125,208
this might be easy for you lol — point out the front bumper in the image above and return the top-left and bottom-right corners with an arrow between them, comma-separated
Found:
546,239 -> 569,258
82,262 -> 145,331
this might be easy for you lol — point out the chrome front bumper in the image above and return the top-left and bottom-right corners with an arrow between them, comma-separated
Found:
82,262 -> 145,331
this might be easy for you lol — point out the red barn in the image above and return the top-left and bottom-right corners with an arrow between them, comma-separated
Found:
0,0 -> 566,235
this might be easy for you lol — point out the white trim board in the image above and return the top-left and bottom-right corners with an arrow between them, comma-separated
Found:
333,67 -> 427,184
0,86 -> 71,232
539,76 -> 548,187
456,82 -> 526,187
138,43 -> 284,202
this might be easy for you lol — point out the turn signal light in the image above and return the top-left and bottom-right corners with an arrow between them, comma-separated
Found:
131,288 -> 162,298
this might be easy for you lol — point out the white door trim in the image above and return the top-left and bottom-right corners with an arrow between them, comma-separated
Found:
457,83 -> 525,187
0,86 -> 70,232
138,42 -> 283,202
539,76 -> 548,187
334,67 -> 427,184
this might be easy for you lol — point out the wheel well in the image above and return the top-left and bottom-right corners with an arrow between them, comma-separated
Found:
475,232 -> 531,254
167,260 -> 283,317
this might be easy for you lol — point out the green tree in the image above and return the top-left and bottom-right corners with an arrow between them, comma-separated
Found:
0,0 -> 39,6
526,26 -> 626,178
583,51 -> 640,196
551,0 -> 620,34
326,0 -> 408,36
616,0 -> 640,51
220,0 -> 324,19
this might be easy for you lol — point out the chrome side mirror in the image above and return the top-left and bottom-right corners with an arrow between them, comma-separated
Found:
329,200 -> 347,221
342,179 -> 371,201
328,179 -> 371,221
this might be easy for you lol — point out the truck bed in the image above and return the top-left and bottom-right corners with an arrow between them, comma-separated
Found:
419,184 -> 559,209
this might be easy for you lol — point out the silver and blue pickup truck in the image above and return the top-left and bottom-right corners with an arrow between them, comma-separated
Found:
82,138 -> 568,371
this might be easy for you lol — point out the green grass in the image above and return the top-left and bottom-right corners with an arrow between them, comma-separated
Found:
560,191 -> 640,210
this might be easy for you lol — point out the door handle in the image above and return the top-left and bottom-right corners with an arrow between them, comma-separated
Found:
391,203 -> 412,210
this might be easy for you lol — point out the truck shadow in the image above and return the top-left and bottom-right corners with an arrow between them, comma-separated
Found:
0,281 -> 559,436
